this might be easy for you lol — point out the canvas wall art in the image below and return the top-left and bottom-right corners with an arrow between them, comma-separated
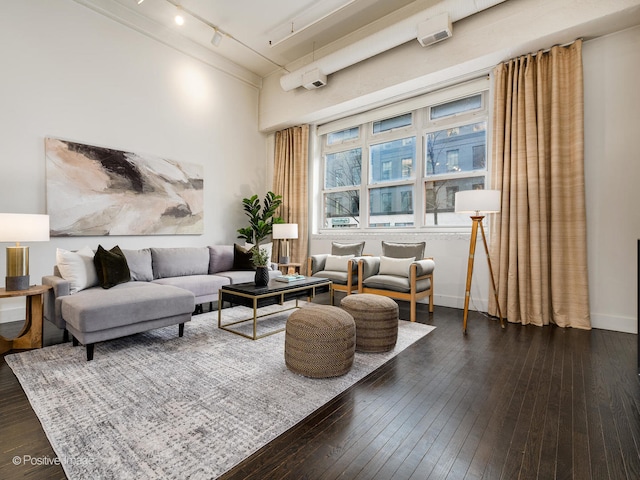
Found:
45,137 -> 204,236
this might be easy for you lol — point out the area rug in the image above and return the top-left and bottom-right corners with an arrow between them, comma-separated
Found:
6,303 -> 435,479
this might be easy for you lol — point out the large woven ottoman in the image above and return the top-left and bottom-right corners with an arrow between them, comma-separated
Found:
285,305 -> 356,378
341,293 -> 398,353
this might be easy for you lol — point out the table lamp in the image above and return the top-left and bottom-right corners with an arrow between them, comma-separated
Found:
272,223 -> 298,265
0,213 -> 50,291
454,190 -> 504,333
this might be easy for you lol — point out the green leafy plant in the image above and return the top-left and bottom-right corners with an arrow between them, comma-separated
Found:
250,245 -> 271,267
237,191 -> 283,246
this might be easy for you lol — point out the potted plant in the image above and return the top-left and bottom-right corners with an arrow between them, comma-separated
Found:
237,191 -> 283,246
251,245 -> 271,287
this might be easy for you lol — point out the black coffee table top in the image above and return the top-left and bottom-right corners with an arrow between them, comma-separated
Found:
221,276 -> 330,296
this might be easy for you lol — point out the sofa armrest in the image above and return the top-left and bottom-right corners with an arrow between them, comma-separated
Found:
42,274 -> 70,298
42,274 -> 70,329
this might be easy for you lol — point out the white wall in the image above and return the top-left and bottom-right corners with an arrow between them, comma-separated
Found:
584,26 -> 640,333
263,1 -> 640,332
0,0 -> 268,322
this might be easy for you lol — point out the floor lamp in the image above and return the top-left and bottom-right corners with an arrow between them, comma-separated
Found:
454,190 -> 504,333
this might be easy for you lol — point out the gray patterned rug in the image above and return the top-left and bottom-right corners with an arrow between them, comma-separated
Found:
6,302 -> 435,479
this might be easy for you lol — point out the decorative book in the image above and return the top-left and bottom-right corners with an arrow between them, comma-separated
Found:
275,274 -> 306,283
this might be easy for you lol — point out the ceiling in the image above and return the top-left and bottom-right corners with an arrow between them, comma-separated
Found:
77,0 -> 438,78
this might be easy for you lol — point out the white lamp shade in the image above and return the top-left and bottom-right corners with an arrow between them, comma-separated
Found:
0,213 -> 50,242
272,223 -> 298,240
455,190 -> 501,214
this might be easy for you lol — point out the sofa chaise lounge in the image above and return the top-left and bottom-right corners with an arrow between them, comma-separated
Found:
43,245 -> 281,360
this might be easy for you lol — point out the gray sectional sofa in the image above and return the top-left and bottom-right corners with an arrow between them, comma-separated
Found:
43,245 -> 282,360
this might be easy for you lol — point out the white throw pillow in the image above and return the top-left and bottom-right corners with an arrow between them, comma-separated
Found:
56,246 -> 99,294
378,256 -> 415,277
324,254 -> 354,272
244,242 -> 273,262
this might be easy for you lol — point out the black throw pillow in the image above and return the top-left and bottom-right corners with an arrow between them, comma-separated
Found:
232,243 -> 255,271
93,245 -> 131,289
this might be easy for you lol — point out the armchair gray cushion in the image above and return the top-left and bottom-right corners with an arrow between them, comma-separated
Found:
378,256 -> 415,277
331,241 -> 365,256
415,259 -> 436,276
312,270 -> 354,286
324,254 -> 354,272
362,275 -> 432,293
309,253 -> 358,286
381,241 -> 425,259
308,254 -> 328,275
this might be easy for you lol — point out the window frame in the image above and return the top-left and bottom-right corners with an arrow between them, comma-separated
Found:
317,79 -> 490,234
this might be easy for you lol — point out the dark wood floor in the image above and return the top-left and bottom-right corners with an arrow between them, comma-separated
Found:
1,295 -> 639,480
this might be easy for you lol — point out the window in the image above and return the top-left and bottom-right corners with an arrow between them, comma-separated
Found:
402,158 -> 412,178
430,94 -> 482,120
381,161 -> 392,180
323,143 -> 362,228
446,150 -> 459,172
424,120 -> 487,226
327,127 -> 359,145
472,145 -> 486,169
373,113 -> 411,134
319,84 -> 489,231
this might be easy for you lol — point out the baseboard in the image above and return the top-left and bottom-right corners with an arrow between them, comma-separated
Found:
429,294 -> 489,312
0,306 -> 26,324
431,298 -> 637,334
590,313 -> 637,334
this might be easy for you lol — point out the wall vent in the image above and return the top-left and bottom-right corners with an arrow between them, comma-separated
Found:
417,13 -> 453,47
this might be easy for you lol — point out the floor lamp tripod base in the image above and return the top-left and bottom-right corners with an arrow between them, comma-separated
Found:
462,216 -> 504,334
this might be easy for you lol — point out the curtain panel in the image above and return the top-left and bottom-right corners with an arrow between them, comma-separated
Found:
490,39 -> 590,329
273,125 -> 309,273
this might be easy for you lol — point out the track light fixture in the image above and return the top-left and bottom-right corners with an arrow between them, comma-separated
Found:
210,29 -> 223,47
175,6 -> 184,26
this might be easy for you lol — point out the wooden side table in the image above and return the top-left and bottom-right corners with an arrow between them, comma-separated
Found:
0,285 -> 51,355
278,263 -> 302,275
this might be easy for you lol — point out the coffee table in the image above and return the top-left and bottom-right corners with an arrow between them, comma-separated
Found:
217,277 -> 331,340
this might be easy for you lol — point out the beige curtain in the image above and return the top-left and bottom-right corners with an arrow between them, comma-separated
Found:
273,125 -> 309,274
490,40 -> 590,329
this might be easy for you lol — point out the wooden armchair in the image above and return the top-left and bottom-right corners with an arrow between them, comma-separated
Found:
307,241 -> 365,304
357,241 -> 434,322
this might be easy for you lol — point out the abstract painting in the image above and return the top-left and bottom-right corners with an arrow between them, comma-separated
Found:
45,137 -> 203,236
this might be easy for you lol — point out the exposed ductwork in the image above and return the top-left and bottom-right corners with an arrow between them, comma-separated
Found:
280,0 -> 507,91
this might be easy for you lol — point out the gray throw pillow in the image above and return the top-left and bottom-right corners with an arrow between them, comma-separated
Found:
208,245 -> 234,273
122,248 -> 153,281
151,247 -> 210,279
381,241 -> 425,259
331,241 -> 365,256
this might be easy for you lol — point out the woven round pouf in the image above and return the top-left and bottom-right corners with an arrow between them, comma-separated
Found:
340,294 -> 399,353
285,305 -> 356,378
